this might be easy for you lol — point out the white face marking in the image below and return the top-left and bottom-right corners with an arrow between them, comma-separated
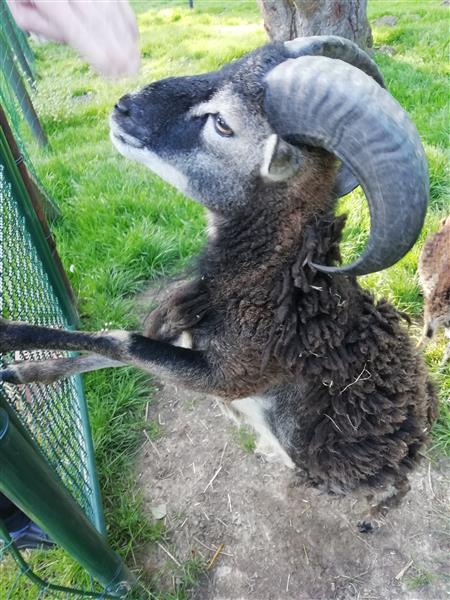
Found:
111,85 -> 275,211
110,120 -> 189,193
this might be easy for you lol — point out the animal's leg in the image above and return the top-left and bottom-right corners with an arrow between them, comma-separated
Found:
0,354 -> 124,384
0,319 -> 242,396
439,327 -> 450,369
143,277 -> 209,345
357,477 -> 411,533
441,344 -> 450,367
416,320 -> 432,349
416,303 -> 436,349
0,319 -> 130,357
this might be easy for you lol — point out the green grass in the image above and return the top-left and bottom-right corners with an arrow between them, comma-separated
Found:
1,0 -> 449,597
405,567 -> 437,590
234,425 -> 257,454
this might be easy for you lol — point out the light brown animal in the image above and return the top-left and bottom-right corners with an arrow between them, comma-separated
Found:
418,216 -> 450,365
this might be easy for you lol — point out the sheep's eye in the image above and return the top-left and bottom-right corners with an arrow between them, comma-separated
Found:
214,114 -> 233,137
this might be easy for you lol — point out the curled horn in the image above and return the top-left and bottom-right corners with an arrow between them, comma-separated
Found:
284,36 -> 387,199
264,50 -> 428,276
284,36 -> 385,87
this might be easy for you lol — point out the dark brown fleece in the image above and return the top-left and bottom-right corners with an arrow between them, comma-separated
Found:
144,153 -> 438,496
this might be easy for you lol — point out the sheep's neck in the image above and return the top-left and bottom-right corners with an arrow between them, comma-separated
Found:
203,183 -> 337,283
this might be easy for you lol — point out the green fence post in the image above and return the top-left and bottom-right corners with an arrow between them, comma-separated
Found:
73,374 -> 107,536
0,408 -> 135,597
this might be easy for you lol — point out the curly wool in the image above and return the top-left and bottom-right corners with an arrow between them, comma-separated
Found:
262,217 -> 437,492
145,210 -> 438,496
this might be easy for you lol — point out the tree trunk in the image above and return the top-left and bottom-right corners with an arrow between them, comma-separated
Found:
257,0 -> 372,50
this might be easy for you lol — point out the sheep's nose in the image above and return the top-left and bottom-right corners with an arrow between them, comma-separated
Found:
115,94 -> 131,116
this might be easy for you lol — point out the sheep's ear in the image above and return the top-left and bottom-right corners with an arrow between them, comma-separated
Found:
260,134 -> 303,182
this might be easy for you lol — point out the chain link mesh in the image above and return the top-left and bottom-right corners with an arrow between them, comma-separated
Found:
0,162 -> 97,525
0,0 -> 97,526
0,7 -> 131,597
0,0 -> 46,156
3,0 -> 35,71
0,35 -> 33,166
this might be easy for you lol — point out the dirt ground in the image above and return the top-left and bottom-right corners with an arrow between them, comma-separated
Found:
134,284 -> 449,600
136,380 -> 449,600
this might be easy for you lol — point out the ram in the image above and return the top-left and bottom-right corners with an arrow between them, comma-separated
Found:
0,36 -> 437,531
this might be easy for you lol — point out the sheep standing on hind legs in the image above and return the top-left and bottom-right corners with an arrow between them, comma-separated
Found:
0,36 -> 438,532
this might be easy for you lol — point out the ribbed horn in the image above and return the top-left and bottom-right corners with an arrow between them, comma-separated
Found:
284,36 -> 385,88
284,36 -> 386,199
264,56 -> 428,276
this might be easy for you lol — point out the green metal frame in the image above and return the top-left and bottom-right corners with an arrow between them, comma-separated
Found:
0,409 -> 133,597
0,520 -> 118,599
0,80 -> 134,597
73,373 -> 107,537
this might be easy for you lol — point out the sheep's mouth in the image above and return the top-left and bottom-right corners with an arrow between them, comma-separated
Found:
109,114 -> 190,193
111,130 -> 144,150
109,118 -> 144,150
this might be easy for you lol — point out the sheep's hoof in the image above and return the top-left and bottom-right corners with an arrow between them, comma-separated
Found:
0,368 -> 18,384
357,519 -> 382,534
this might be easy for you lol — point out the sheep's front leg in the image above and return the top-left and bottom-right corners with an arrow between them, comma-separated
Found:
1,354 -> 124,384
142,277 -> 209,347
0,319 -> 216,392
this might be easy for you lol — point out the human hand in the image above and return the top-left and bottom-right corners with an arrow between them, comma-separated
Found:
7,0 -> 140,78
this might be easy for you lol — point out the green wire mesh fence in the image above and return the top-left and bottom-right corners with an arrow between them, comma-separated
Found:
0,8 -> 135,598
0,156 -> 100,529
0,0 -> 35,77
0,0 -> 47,148
0,0 -> 59,222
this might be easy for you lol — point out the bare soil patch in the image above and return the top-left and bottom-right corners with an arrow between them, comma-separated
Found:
136,381 -> 449,600
135,284 -> 449,599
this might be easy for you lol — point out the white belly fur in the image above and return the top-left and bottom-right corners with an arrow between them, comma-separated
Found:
171,330 -> 294,468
